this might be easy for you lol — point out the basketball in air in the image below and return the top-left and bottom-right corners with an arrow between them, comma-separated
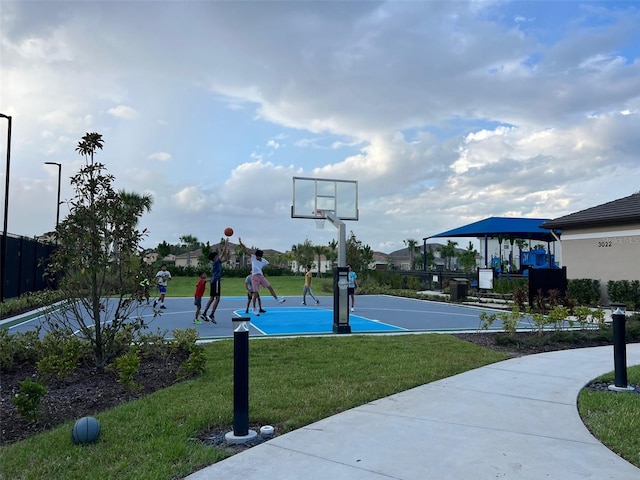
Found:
224,227 -> 234,237
71,416 -> 101,445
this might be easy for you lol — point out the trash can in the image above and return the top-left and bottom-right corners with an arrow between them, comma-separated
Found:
449,278 -> 468,302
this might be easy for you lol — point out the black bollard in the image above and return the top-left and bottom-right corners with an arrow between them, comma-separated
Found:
611,307 -> 628,389
232,318 -> 250,436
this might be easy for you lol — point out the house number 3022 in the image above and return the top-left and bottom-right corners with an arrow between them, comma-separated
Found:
597,240 -> 612,247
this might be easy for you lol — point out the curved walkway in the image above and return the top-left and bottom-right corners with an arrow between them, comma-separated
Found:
186,344 -> 640,480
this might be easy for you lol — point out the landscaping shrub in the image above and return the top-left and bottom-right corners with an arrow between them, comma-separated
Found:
568,279 -> 601,306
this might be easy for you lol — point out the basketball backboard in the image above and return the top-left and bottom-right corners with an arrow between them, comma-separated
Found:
291,177 -> 358,221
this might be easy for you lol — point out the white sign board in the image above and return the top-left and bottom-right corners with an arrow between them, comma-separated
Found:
478,268 -> 494,290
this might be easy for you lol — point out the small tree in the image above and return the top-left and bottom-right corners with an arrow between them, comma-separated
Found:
45,132 -> 153,372
313,244 -> 327,277
403,239 -> 420,270
438,240 -> 458,271
179,234 -> 199,266
291,240 -> 315,274
326,239 -> 338,268
422,245 -> 435,270
458,241 -> 479,273
156,241 -> 171,258
346,231 -> 371,273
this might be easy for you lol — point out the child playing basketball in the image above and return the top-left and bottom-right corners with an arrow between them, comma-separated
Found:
154,264 -> 171,309
302,264 -> 320,305
238,237 -> 286,316
193,272 -> 207,324
245,274 -> 265,314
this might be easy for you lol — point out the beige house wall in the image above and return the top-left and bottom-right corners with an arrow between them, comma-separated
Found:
559,224 -> 640,300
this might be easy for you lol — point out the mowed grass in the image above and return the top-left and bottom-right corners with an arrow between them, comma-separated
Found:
0,334 -> 509,479
167,274 -> 333,297
578,365 -> 640,468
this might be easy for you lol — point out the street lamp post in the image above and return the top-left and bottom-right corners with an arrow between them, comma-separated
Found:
0,113 -> 11,302
423,237 -> 428,290
44,162 -> 62,228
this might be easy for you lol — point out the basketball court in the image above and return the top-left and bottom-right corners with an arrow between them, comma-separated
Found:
3,175 -> 527,339
3,294 -> 523,341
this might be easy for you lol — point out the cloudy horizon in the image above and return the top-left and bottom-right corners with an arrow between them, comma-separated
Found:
1,1 -> 639,255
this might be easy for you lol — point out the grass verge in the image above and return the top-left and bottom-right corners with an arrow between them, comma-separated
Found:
0,334 -> 509,479
165,275 -> 333,298
578,365 -> 640,468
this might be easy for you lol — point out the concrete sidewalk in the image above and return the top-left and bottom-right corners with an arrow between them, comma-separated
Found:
186,344 -> 640,480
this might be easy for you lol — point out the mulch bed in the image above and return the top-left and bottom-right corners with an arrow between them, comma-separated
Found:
1,350 -> 188,445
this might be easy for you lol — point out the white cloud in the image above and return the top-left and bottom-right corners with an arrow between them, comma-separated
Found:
2,1 -> 640,254
147,152 -> 172,162
107,105 -> 139,120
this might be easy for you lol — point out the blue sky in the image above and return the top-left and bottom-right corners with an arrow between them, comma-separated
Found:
1,0 -> 639,254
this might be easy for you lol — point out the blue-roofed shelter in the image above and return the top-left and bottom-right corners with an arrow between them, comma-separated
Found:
427,217 -> 558,268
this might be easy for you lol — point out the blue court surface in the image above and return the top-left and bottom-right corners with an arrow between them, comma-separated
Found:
3,295 -> 521,340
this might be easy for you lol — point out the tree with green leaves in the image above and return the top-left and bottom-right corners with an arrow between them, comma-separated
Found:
156,241 -> 171,258
423,245 -> 435,270
458,241 -> 479,273
291,240 -> 315,274
45,132 -> 153,372
361,244 -> 374,270
313,244 -> 327,277
438,240 -> 458,271
180,234 -> 199,267
346,231 -> 372,273
326,239 -> 338,269
403,238 -> 420,270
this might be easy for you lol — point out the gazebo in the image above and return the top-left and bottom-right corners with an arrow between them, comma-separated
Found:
427,217 -> 558,268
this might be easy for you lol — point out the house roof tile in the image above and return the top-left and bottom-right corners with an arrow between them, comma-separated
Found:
542,193 -> 640,229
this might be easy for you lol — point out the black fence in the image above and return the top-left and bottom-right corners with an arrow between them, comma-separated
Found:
528,267 -> 568,306
1,233 -> 56,300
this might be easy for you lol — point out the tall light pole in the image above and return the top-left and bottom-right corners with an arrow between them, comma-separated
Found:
0,113 -> 12,302
44,162 -> 62,228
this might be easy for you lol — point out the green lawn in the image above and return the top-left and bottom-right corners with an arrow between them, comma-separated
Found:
2,280 -> 639,478
167,275 -> 333,297
578,365 -> 640,468
0,334 -> 509,479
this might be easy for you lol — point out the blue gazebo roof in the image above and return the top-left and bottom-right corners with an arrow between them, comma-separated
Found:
429,217 -> 557,242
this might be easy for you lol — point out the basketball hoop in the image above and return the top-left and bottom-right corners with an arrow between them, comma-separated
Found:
312,210 -> 325,230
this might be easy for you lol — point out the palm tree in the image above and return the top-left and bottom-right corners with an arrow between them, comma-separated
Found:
113,190 -> 153,259
75,132 -> 104,164
326,239 -> 338,269
180,234 -> 199,266
313,244 -> 327,277
361,244 -> 374,270
403,238 -> 420,270
458,241 -> 479,273
438,240 -> 458,271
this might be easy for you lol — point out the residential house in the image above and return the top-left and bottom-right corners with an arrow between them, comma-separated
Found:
542,192 -> 640,303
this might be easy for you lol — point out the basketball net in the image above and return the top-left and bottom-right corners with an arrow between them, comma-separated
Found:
312,210 -> 325,230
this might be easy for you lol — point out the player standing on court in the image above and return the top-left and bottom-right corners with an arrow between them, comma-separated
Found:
193,272 -> 207,324
301,264 -> 320,305
347,264 -> 358,312
154,264 -> 171,309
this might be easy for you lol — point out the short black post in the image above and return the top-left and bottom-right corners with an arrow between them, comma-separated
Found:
611,307 -> 628,389
233,318 -> 250,436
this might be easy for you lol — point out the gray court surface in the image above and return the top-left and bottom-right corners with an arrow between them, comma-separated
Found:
3,295 -> 517,340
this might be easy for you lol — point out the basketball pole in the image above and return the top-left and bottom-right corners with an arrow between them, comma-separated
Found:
326,212 -> 350,333
325,211 -> 345,267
